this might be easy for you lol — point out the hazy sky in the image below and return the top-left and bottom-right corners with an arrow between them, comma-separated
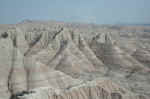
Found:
0,0 -> 150,24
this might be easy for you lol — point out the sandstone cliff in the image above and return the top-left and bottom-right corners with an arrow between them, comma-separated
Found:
0,21 -> 150,99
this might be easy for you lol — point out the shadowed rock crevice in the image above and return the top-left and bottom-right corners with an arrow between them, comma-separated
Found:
1,32 -> 8,38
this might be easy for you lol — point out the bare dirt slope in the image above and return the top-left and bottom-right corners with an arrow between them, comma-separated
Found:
0,21 -> 150,99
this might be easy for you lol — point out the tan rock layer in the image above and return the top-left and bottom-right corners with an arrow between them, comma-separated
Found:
19,80 -> 145,99
0,25 -> 150,99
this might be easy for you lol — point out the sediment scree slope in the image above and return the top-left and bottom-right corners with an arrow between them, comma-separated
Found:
0,21 -> 150,99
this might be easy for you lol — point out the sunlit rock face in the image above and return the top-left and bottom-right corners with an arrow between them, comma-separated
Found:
0,21 -> 150,99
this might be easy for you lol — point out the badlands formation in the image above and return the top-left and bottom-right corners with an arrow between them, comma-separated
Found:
0,21 -> 150,99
